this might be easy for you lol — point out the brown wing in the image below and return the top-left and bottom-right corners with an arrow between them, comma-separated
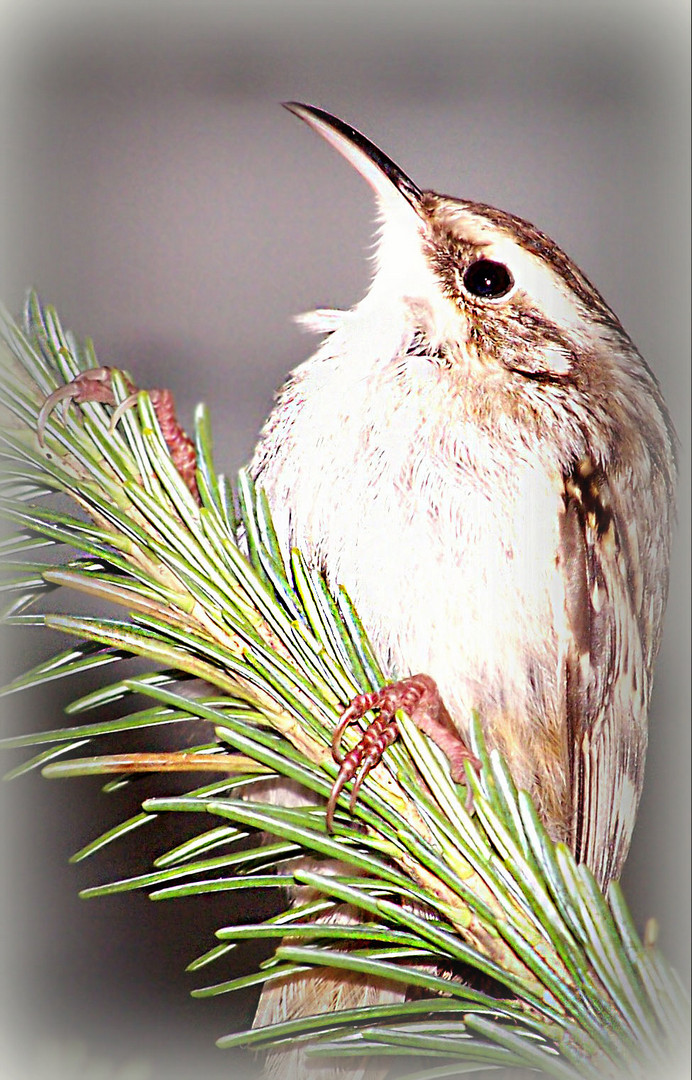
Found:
559,456 -> 671,888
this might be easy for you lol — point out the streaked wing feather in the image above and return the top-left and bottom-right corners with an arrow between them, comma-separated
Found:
560,460 -> 651,887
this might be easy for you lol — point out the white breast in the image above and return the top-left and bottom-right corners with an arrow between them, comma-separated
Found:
252,307 -> 569,739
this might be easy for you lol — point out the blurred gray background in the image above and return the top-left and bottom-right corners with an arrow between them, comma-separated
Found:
1,2 -> 689,1078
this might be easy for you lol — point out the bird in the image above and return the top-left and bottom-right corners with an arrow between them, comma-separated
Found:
250,102 -> 676,893
38,104 -> 675,886
36,103 -> 677,1078
245,103 -> 675,1079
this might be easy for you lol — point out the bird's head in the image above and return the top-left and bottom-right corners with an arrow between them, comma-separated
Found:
284,102 -> 626,389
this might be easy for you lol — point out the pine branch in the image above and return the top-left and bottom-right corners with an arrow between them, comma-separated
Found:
0,294 -> 688,1078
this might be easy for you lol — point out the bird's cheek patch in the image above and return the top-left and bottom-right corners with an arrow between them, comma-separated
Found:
501,344 -> 575,381
538,343 -> 574,376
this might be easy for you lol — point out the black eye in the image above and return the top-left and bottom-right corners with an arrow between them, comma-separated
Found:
462,258 -> 514,300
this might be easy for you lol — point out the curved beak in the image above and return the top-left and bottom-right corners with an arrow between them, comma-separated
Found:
283,102 -> 423,216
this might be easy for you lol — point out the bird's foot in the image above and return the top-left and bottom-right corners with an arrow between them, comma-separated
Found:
37,367 -> 130,444
326,673 -> 480,830
37,367 -> 199,500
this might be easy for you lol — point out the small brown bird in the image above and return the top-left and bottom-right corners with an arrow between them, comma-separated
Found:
247,104 -> 675,1078
36,104 -> 677,1079
251,103 -> 676,891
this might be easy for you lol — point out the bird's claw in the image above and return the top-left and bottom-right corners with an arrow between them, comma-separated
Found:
325,675 -> 481,831
326,677 -> 439,831
37,368 -> 199,501
326,710 -> 399,831
37,366 -> 130,446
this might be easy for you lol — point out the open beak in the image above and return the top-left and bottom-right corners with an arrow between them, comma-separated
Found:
283,102 -> 423,217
